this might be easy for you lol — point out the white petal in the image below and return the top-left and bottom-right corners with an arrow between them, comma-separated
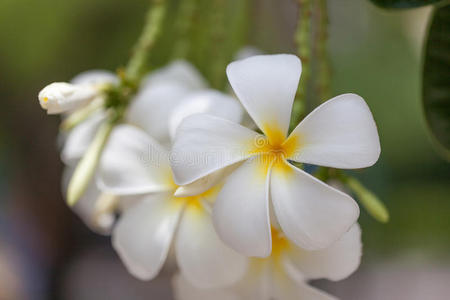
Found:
168,89 -> 244,140
112,193 -> 183,280
142,60 -> 207,91
176,204 -> 247,288
234,260 -> 337,300
286,224 -> 362,281
287,93 -> 381,168
174,168 -> 229,197
213,157 -> 271,257
61,112 -> 106,165
70,70 -> 118,86
97,125 -> 174,195
126,83 -> 192,144
171,114 -> 259,185
172,274 -> 240,300
274,279 -> 338,300
226,54 -> 301,138
270,161 -> 359,250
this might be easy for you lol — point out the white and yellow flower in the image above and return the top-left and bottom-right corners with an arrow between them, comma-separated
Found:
173,224 -> 362,300
97,125 -> 247,288
171,54 -> 380,256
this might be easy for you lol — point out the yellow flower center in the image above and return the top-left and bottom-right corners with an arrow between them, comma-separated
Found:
249,124 -> 301,177
271,226 -> 290,259
174,185 -> 221,211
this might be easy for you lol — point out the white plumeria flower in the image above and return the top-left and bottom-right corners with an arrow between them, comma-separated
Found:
38,70 -> 118,114
97,125 -> 247,288
171,54 -> 381,256
173,224 -> 362,300
60,61 -> 243,233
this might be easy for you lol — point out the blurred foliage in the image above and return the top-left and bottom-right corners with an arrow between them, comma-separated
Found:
369,0 -> 444,9
422,4 -> 450,159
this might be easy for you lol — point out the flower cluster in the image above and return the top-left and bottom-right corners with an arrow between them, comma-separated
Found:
39,54 -> 380,299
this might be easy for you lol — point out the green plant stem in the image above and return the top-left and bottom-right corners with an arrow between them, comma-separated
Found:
172,0 -> 197,59
125,0 -> 168,83
67,120 -> 114,206
314,0 -> 331,103
291,0 -> 312,131
345,177 -> 390,223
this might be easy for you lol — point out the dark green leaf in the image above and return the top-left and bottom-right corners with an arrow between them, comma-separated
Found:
370,0 -> 443,9
423,5 -> 450,159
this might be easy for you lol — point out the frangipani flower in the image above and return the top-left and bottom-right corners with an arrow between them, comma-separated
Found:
38,70 -> 118,114
171,54 -> 380,256
173,224 -> 362,300
97,125 -> 247,288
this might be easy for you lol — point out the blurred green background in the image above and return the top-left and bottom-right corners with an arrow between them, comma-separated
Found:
0,0 -> 449,299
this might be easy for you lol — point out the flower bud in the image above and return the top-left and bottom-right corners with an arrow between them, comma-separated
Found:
38,82 -> 97,114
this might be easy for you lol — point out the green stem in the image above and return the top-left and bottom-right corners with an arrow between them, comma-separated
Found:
172,0 -> 197,60
314,0 -> 331,103
67,119 -> 115,206
125,0 -> 168,82
343,176 -> 390,223
291,0 -> 312,132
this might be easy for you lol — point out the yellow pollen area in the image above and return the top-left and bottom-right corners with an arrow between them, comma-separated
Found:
174,185 -> 221,211
249,124 -> 300,177
43,97 -> 49,103
271,227 -> 290,259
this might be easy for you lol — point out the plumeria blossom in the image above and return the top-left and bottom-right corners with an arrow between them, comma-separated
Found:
97,125 -> 247,288
173,224 -> 362,300
38,70 -> 118,114
171,54 -> 381,256
59,61 -> 242,232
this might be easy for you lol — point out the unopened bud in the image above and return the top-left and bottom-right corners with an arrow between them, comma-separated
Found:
38,82 -> 97,114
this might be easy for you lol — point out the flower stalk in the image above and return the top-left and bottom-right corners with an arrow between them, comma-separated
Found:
67,120 -> 114,206
344,176 -> 389,223
291,0 -> 312,131
314,0 -> 331,103
125,0 -> 168,83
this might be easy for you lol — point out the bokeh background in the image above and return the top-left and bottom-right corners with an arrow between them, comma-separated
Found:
0,0 -> 449,299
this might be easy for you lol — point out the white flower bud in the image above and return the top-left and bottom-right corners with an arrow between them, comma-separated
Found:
38,82 -> 98,114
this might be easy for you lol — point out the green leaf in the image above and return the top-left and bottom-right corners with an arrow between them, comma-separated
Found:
422,4 -> 450,159
370,0 -> 443,9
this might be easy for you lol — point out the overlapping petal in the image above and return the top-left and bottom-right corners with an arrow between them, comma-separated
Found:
112,193 -> 183,281
142,60 -> 207,91
175,204 -> 247,288
286,93 -> 381,168
226,54 -> 301,139
171,114 -> 260,185
168,90 -> 244,140
270,160 -> 359,250
61,112 -> 106,165
97,125 -> 174,195
126,83 -> 192,145
70,70 -> 118,86
213,157 -> 272,257
285,223 -> 362,281
172,274 -> 240,300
